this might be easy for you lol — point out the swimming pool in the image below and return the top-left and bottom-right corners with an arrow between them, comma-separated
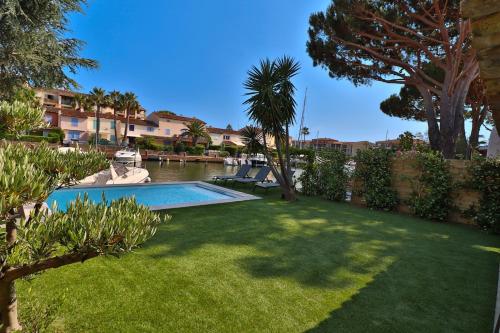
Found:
47,181 -> 259,211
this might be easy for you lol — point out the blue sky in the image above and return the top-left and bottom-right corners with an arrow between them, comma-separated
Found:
68,0 -> 428,142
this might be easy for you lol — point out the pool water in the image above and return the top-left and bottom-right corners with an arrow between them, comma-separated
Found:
47,183 -> 236,211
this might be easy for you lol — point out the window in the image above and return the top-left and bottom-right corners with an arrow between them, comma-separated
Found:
71,117 -> 78,127
110,121 -> 116,130
164,129 -> 171,135
147,127 -> 154,132
129,124 -> 135,131
68,131 -> 80,141
223,135 -> 231,140
45,94 -> 56,101
61,96 -> 74,106
110,135 -> 117,143
44,114 -> 53,123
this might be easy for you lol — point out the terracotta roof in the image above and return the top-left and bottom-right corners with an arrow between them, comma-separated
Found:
311,138 -> 339,144
35,88 -> 77,97
127,118 -> 158,127
222,140 -> 243,146
59,109 -> 88,119
207,127 -> 242,135
150,111 -> 206,124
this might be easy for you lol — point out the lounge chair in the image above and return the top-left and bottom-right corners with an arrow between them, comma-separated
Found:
234,166 -> 271,185
254,170 -> 295,192
213,164 -> 252,183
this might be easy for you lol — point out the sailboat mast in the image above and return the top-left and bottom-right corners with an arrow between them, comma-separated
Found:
297,88 -> 307,148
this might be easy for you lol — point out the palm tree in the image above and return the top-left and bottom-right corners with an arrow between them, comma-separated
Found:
244,56 -> 300,201
301,126 -> 310,148
240,125 -> 263,154
107,90 -> 122,144
72,93 -> 86,112
89,87 -> 107,148
181,120 -> 210,147
119,92 -> 139,146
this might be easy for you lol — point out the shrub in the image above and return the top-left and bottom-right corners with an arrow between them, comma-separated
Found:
187,145 -> 205,156
298,150 -> 349,201
48,128 -> 65,143
88,133 -> 111,146
408,151 -> 452,221
469,157 -> 500,233
174,142 -> 186,154
1,134 -> 58,143
317,150 -> 350,201
136,137 -> 164,151
218,151 -> 230,157
298,160 -> 318,196
224,146 -> 239,157
354,148 -> 398,210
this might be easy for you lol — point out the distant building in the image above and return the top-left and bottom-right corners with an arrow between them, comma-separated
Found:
207,127 -> 245,147
375,138 -> 427,149
294,137 -> 374,156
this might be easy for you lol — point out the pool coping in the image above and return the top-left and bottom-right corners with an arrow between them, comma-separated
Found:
65,181 -> 261,211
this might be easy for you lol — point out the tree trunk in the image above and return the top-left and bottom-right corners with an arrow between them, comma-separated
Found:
274,133 -> 296,201
5,220 -> 16,247
95,106 -> 101,149
122,108 -> 129,146
262,133 -> 290,199
284,124 -> 292,177
2,215 -> 20,333
416,86 -> 441,151
113,110 -> 119,145
467,103 -> 487,159
0,281 -> 21,333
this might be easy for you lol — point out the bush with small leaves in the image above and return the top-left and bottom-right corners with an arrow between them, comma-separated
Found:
354,148 -> 399,210
468,157 -> 500,233
408,151 -> 452,221
0,142 -> 166,331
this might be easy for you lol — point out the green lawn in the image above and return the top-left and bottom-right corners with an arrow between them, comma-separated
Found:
18,189 -> 500,332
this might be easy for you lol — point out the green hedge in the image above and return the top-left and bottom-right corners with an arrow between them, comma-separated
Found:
468,157 -> 500,233
186,145 -> 205,156
354,148 -> 399,211
408,151 -> 452,221
1,134 -> 58,143
299,150 -> 349,201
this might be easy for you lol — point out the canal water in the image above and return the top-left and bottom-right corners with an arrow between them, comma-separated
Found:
144,161 -> 261,182
144,161 -> 303,183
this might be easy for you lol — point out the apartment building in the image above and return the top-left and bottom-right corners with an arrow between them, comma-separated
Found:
33,88 -> 279,148
34,88 -> 146,120
36,88 -> 76,109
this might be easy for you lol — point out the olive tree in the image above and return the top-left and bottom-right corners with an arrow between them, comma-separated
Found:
0,102 -> 165,332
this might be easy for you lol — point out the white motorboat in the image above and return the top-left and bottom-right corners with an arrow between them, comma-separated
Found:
248,153 -> 267,167
114,148 -> 142,164
79,163 -> 151,185
224,157 -> 240,166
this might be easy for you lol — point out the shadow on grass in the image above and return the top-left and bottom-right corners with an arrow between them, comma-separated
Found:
143,185 -> 500,332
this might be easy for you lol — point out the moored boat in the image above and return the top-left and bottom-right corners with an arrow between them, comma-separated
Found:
115,148 -> 142,164
79,163 -> 151,185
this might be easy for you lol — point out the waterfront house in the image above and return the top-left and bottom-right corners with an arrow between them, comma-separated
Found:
207,127 -> 245,147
